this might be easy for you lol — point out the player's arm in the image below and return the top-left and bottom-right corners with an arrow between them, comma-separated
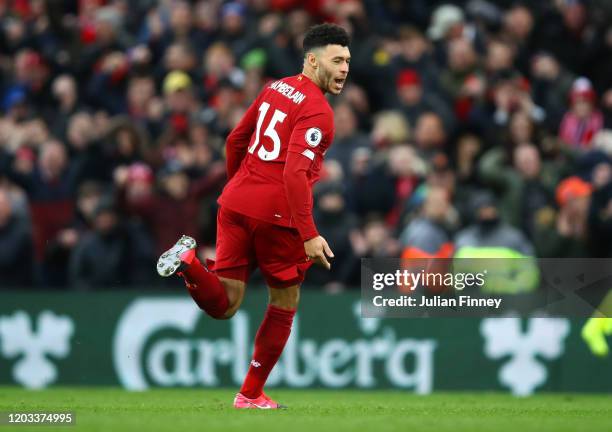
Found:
225,95 -> 260,180
284,112 -> 335,269
284,153 -> 334,269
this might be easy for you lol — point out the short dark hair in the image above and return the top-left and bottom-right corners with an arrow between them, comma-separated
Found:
303,23 -> 350,57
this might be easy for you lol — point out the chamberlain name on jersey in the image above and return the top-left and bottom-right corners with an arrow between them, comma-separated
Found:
269,80 -> 306,105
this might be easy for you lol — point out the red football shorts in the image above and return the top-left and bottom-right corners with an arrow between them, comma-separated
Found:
213,206 -> 312,288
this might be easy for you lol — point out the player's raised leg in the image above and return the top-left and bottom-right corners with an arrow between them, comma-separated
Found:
234,284 -> 298,409
157,235 -> 244,319
157,207 -> 254,319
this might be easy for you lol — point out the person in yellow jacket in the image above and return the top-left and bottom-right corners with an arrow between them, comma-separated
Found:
582,292 -> 612,356
583,318 -> 612,356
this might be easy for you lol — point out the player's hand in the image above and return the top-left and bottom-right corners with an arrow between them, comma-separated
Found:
304,236 -> 334,270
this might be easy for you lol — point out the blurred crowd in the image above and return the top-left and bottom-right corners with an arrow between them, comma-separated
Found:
2,0 -> 612,291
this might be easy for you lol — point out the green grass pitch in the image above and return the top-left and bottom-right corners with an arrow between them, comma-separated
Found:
1,387 -> 610,432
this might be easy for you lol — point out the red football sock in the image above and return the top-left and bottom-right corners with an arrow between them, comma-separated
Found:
240,305 -> 296,398
180,254 -> 229,319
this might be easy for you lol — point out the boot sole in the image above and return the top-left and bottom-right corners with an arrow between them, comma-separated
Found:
156,235 -> 196,277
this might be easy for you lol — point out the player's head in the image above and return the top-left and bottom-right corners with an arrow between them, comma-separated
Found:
302,23 -> 350,95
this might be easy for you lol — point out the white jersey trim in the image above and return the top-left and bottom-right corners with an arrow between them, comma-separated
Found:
301,149 -> 315,160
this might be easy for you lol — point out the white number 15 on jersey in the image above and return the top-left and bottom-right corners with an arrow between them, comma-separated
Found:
248,102 -> 287,161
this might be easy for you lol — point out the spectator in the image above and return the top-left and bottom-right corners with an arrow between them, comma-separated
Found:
454,191 -> 539,293
414,112 -> 448,158
255,11 -> 305,80
308,182 -> 359,291
485,39 -> 516,78
589,162 -> 612,256
395,69 -> 455,133
400,185 -> 455,259
67,112 -> 110,185
348,144 -> 425,225
478,143 -> 561,235
454,191 -> 535,257
69,197 -> 154,289
452,133 -> 484,224
339,83 -> 372,131
126,74 -> 157,122
428,3 -> 486,70
370,110 -> 410,149
531,0 -> 590,74
439,38 -> 482,103
48,75 -> 81,140
534,176 -> 593,257
0,188 -> 33,287
201,42 -> 245,106
501,5 -> 534,74
144,1 -> 205,62
487,73 -> 545,131
9,50 -> 52,112
162,42 -> 198,80
218,1 -> 252,58
43,181 -> 105,287
118,161 -> 224,255
2,140 -> 77,268
393,26 -> 440,94
559,77 -> 604,149
530,53 -> 575,131
427,4 -> 466,43
342,215 -> 401,285
104,117 -> 150,170
326,102 -> 370,176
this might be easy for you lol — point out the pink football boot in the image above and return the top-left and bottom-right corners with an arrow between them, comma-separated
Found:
233,393 -> 286,409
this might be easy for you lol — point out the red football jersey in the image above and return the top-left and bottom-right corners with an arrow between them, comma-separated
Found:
218,74 -> 335,241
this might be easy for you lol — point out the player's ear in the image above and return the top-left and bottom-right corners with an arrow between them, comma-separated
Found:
307,51 -> 318,69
